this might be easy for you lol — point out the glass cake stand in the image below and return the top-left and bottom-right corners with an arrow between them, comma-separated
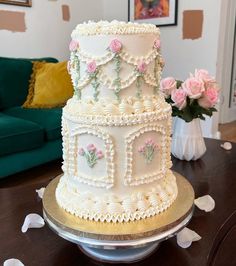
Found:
43,173 -> 194,263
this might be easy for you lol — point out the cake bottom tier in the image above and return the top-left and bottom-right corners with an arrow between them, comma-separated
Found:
56,170 -> 178,223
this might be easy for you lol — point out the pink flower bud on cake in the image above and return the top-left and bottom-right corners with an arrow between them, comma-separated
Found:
137,61 -> 147,74
138,146 -> 145,153
171,88 -> 187,110
160,77 -> 177,97
78,148 -> 85,156
87,61 -> 97,73
153,39 -> 161,49
198,87 -> 219,108
194,69 -> 215,83
87,144 -> 96,152
69,40 -> 79,52
96,150 -> 104,159
182,77 -> 205,99
109,39 -> 122,53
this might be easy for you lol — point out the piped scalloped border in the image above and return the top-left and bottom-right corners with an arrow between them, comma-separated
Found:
56,170 -> 178,223
63,106 -> 171,127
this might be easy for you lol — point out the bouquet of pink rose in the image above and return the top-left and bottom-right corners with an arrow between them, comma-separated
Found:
160,69 -> 219,122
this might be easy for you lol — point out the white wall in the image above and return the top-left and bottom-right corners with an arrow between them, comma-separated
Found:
0,0 -> 103,61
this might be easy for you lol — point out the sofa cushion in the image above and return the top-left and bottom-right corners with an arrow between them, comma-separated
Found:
0,57 -> 58,109
23,61 -> 73,108
0,113 -> 44,157
3,107 -> 62,141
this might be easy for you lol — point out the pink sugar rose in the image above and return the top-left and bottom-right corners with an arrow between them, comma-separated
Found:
109,39 -> 122,53
69,40 -> 79,52
154,39 -> 161,49
198,87 -> 219,108
78,148 -> 85,156
160,77 -> 177,97
182,77 -> 205,99
87,144 -> 96,152
171,88 -> 187,110
87,60 -> 97,74
137,61 -> 147,73
194,69 -> 215,83
96,150 -> 104,159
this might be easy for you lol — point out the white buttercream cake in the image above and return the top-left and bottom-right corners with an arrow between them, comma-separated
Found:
56,21 -> 178,223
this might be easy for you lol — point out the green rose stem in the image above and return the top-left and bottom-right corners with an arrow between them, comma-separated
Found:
136,75 -> 142,99
113,54 -> 121,102
153,58 -> 159,95
90,70 -> 100,102
74,56 -> 81,100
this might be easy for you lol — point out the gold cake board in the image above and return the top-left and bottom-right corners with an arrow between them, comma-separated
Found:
43,172 -> 194,263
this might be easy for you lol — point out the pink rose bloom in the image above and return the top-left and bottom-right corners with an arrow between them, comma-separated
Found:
194,69 -> 215,83
109,39 -> 122,53
87,144 -> 96,152
160,77 -> 177,97
138,146 -> 145,153
137,61 -> 147,73
96,150 -> 104,159
153,39 -> 161,49
182,77 -> 205,99
69,40 -> 79,52
78,148 -> 85,156
171,88 -> 187,110
87,61 -> 97,74
145,139 -> 154,146
198,87 -> 219,108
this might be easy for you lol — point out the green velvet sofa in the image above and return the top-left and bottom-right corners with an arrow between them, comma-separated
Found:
0,57 -> 62,179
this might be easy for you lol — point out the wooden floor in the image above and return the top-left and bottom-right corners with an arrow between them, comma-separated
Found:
0,121 -> 235,188
219,120 -> 236,143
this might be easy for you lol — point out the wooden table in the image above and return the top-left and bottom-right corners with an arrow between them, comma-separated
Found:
0,139 -> 236,266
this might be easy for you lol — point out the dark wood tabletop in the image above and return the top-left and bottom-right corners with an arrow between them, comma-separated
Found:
0,138 -> 236,266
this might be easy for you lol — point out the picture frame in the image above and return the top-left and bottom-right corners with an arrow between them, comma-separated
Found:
0,0 -> 32,7
128,0 -> 178,27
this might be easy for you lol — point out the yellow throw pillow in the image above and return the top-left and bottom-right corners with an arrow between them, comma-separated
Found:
23,61 -> 73,108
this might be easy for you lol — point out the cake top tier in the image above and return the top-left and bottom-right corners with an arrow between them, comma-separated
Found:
71,20 -> 160,36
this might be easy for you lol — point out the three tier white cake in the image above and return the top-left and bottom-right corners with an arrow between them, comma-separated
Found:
56,21 -> 178,223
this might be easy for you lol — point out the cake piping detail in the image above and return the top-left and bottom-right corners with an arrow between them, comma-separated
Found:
63,125 -> 115,189
124,124 -> 171,186
138,139 -> 158,164
56,170 -> 177,223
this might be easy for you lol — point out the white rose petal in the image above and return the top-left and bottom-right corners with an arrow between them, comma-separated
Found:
194,195 -> 215,212
36,187 -> 45,199
177,227 -> 201,248
220,142 -> 232,151
21,213 -> 45,233
3,259 -> 24,266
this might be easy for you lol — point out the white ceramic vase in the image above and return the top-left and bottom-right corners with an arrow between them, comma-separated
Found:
171,117 -> 206,161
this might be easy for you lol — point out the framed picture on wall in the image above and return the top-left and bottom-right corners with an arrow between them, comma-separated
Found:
0,0 -> 32,7
128,0 -> 178,26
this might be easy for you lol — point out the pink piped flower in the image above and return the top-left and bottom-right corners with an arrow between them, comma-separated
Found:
96,150 -> 104,159
137,61 -> 147,74
154,39 -> 161,49
145,139 -> 154,146
87,144 -> 96,152
109,39 -> 122,53
87,61 -> 97,74
78,148 -> 85,156
69,40 -> 79,52
138,146 -> 145,153
171,88 -> 187,110
198,87 -> 219,108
